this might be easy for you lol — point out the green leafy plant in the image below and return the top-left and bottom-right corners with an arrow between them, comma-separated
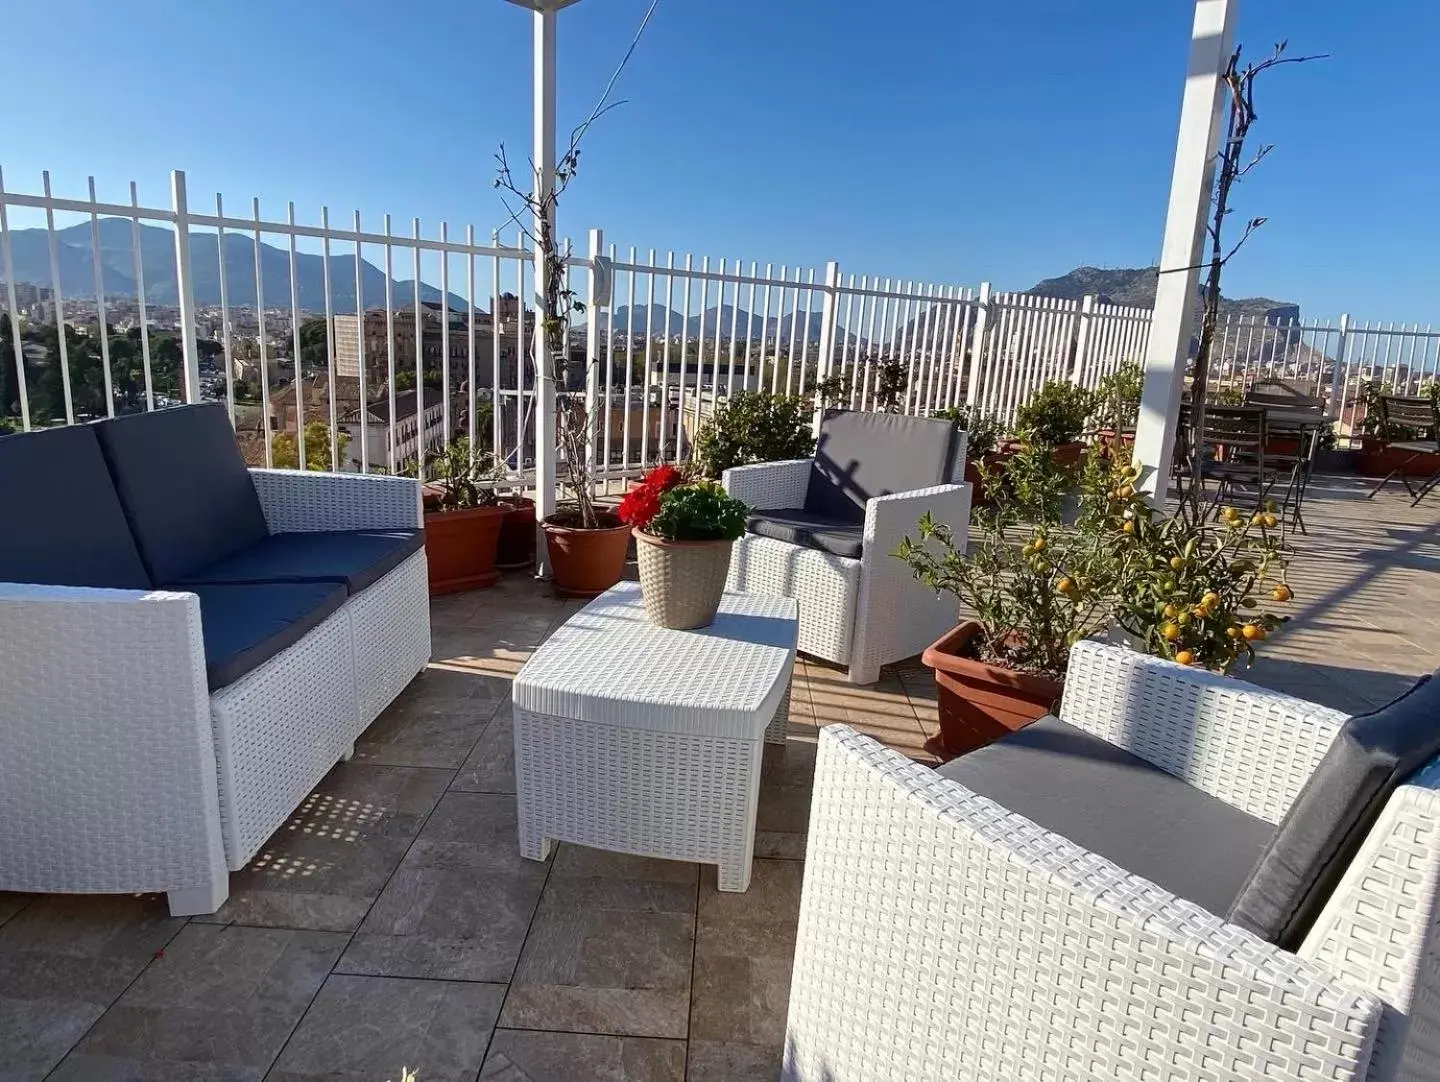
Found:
872,359 -> 909,413
1090,362 -> 1144,433
645,481 -> 750,542
692,391 -> 815,479
410,436 -> 500,512
272,420 -> 350,472
1013,380 -> 1096,447
937,404 -> 1004,460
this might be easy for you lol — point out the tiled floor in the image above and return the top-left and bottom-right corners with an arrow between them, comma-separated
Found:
2,476 -> 1438,1081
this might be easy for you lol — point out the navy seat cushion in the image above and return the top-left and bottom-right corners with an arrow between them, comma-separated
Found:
746,509 -> 863,559
1229,673 -> 1440,950
805,409 -> 961,523
0,423 -> 151,589
174,529 -> 424,596
190,582 -> 347,690
938,714 -> 1276,918
95,403 -> 270,584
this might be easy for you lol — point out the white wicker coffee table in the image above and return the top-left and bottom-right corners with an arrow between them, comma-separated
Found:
512,581 -> 798,891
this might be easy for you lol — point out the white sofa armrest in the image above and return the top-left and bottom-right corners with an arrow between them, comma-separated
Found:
721,458 -> 813,510
848,482 -> 969,683
0,583 -> 227,907
1060,640 -> 1347,825
784,725 -> 1381,1082
249,468 -> 423,532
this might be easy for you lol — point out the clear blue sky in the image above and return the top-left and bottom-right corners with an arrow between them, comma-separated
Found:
4,0 -> 1436,322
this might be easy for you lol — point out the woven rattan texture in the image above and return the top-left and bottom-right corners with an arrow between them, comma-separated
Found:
635,536 -> 733,630
348,548 -> 432,725
249,468 -> 423,532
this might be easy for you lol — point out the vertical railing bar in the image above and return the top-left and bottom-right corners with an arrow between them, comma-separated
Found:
692,255 -> 710,456
640,249 -> 657,467
659,251 -> 675,462
440,222 -> 452,449
785,267 -> 803,396
489,232 -> 502,469
677,252 -> 694,461
726,262 -> 741,397
354,211 -> 370,474
287,202 -> 306,469
412,218 -> 425,480
42,172 -> 75,424
86,177 -> 115,417
252,196 -> 272,467
621,245 -> 635,477
383,213 -> 396,473
0,166 -> 30,430
213,193 -> 231,424
763,264 -> 779,396
838,274 -> 858,409
742,263 -> 758,396
321,206 -> 338,470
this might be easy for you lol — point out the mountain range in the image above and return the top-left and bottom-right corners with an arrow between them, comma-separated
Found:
1,218 -> 467,313
604,303 -> 827,343
1026,265 -> 1298,322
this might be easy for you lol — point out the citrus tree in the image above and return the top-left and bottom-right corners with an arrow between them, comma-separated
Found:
272,421 -> 350,472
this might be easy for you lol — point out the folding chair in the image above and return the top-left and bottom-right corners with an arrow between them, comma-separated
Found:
1366,394 -> 1440,506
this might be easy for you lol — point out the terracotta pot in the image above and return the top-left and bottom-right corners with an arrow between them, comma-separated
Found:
423,505 -> 507,595
1051,441 -> 1086,468
1357,436 -> 1440,479
495,497 -> 536,571
964,451 -> 1013,507
634,531 -> 732,629
1096,430 -> 1136,460
541,511 -> 631,599
921,621 -> 1063,759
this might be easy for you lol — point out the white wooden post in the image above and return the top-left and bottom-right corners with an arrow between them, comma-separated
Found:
170,170 -> 202,404
1328,312 -> 1351,416
1133,0 -> 1239,497
963,281 -> 992,408
813,260 -> 840,435
584,227 -> 603,491
1071,294 -> 1096,384
531,4 -> 559,572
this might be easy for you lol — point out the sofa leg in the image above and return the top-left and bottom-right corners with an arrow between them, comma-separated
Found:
167,879 -> 229,917
339,742 -> 355,762
848,662 -> 880,686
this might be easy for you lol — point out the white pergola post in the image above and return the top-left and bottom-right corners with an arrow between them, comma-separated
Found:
1134,0 -> 1239,498
504,0 -> 582,574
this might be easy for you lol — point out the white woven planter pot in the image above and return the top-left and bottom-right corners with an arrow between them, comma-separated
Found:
634,531 -> 733,630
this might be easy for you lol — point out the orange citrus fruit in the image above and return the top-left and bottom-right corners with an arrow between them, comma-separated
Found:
1175,650 -> 1195,665
1271,584 -> 1293,602
1162,622 -> 1182,642
1241,624 -> 1264,641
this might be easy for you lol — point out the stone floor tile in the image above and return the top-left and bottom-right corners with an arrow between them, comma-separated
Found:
685,1039 -> 783,1082
47,1056 -> 263,1080
429,627 -> 538,680
338,793 -> 548,982
268,974 -> 504,1082
0,893 -> 29,927
0,894 -> 186,1081
451,711 -> 518,794
58,925 -> 347,1077
499,845 -> 697,1039
354,674 -> 508,769
479,1029 -> 685,1082
196,764 -> 452,932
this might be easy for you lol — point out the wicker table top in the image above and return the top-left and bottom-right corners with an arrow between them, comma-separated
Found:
514,581 -> 798,737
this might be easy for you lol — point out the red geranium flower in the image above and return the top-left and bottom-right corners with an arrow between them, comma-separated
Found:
643,465 -> 683,494
618,482 -> 663,528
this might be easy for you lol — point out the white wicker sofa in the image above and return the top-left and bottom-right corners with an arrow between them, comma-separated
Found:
722,409 -> 970,684
785,642 -> 1440,1081
0,404 -> 431,916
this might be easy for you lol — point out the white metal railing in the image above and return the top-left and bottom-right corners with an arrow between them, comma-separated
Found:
5,165 -> 1438,497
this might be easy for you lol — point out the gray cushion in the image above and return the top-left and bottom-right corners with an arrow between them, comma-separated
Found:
0,423 -> 151,589
95,403 -> 269,584
804,409 -> 960,523
746,509 -> 863,559
174,529 -> 424,596
937,714 -> 1276,917
1229,673 -> 1440,950
191,582 -> 347,690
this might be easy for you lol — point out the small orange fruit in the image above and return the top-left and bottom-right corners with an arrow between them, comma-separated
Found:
1163,603 -> 1179,619
1169,556 -> 1185,571
1032,536 -> 1047,552
1201,592 -> 1221,609
1263,513 -> 1279,528
1226,626 -> 1243,639
1271,584 -> 1293,603
1122,520 -> 1135,534
1241,624 -> 1264,641
1175,650 -> 1195,666
1162,622 -> 1182,642
1119,484 -> 1135,498
1057,577 -> 1076,596
1251,512 -> 1266,526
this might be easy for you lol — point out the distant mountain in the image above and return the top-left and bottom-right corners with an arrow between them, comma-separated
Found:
605,303 -> 826,343
1,218 -> 468,313
1027,265 -> 1297,322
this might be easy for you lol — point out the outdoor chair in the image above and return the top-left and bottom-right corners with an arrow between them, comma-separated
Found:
0,404 -> 432,915
721,409 -> 970,684
1196,403 -> 1305,520
1246,383 -> 1328,532
785,641 -> 1440,1082
1366,394 -> 1440,506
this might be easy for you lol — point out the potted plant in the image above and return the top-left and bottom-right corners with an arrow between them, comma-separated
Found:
692,390 -> 815,479
1012,379 -> 1096,467
494,490 -> 537,571
938,404 -> 1006,505
897,444 -> 1112,758
413,437 -> 507,596
1089,362 -> 1144,456
619,465 -> 750,629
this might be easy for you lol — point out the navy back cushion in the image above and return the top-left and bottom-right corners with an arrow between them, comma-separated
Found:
1229,672 -> 1440,950
804,409 -> 961,523
94,403 -> 270,584
0,423 -> 151,589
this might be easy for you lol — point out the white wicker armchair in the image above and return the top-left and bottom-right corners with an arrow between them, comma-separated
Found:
785,644 -> 1440,1081
722,449 -> 969,685
0,469 -> 430,917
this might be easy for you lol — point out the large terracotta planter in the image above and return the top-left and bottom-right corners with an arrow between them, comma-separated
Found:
1357,436 -> 1440,479
964,451 -> 1013,507
921,621 -> 1063,759
541,511 -> 631,599
495,497 -> 536,571
423,505 -> 507,595
634,531 -> 732,629
1050,440 -> 1086,469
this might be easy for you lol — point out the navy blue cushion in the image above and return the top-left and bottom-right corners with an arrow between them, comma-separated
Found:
1230,673 -> 1440,950
174,529 -> 424,596
805,409 -> 961,523
190,582 -> 347,690
95,403 -> 269,584
938,715 -> 1276,918
0,423 -> 151,589
746,509 -> 863,559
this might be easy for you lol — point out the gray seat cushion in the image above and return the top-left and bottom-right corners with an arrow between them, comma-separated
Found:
174,529 -> 424,596
0,423 -> 151,589
95,403 -> 270,584
937,714 -> 1276,917
745,509 -> 863,559
1229,673 -> 1440,950
190,582 -> 347,690
804,410 -> 961,523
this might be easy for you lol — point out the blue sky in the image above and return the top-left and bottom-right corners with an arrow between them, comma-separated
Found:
4,0 -> 1437,322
